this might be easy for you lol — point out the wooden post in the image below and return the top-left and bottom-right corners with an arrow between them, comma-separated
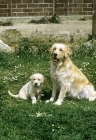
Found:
92,0 -> 96,39
53,0 -> 56,14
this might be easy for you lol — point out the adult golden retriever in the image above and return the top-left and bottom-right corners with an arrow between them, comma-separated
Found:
8,73 -> 44,104
47,43 -> 96,105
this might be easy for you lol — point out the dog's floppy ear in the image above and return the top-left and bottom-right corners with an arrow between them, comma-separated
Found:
49,44 -> 55,54
49,46 -> 53,54
41,75 -> 44,83
65,46 -> 72,57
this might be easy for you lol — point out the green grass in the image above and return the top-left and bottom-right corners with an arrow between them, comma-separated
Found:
0,42 -> 96,140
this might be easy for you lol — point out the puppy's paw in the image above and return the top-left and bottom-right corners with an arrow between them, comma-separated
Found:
45,100 -> 50,103
45,97 -> 54,103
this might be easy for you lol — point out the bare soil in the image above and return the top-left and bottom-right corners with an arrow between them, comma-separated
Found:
0,19 -> 92,37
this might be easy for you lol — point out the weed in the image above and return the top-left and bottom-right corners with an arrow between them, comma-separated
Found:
29,16 -> 49,24
0,20 -> 13,26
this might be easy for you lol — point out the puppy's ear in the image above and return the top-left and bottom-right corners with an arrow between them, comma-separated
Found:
65,46 -> 72,57
30,75 -> 33,80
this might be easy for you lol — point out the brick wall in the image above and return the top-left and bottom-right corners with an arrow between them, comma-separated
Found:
0,0 -> 93,17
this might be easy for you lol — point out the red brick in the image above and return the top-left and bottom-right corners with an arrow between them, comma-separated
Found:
83,0 -> 92,3
39,4 -> 48,7
33,8 -> 43,12
12,9 -> 23,12
44,0 -> 52,3
72,7 -> 82,11
78,12 -> 88,15
44,8 -> 53,12
69,0 -> 73,3
77,4 -> 87,8
16,13 -> 28,16
12,13 -> 16,16
56,4 -> 66,8
83,8 -> 92,11
23,0 -> 32,3
74,0 -> 82,3
28,4 -> 38,8
0,9 -> 8,13
57,0 -> 68,3
87,4 -> 92,8
69,8 -> 72,11
33,0 -> 44,3
17,4 -> 27,8
12,0 -> 22,3
0,13 -> 8,17
0,5 -> 7,8
23,9 -> 32,12
69,11 -> 78,15
12,4 -> 16,8
87,12 -> 92,15
38,12 -> 49,16
48,4 -> 53,7
69,4 -> 77,7
28,12 -> 39,16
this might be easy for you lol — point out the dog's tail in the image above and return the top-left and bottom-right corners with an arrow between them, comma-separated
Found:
8,90 -> 19,98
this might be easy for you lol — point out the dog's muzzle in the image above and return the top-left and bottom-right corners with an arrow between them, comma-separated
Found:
53,53 -> 59,62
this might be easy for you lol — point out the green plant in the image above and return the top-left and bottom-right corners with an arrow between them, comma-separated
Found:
29,13 -> 60,24
48,13 -> 60,24
79,16 -> 86,21
29,16 -> 49,24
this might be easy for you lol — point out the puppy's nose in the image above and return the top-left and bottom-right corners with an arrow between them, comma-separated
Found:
35,83 -> 38,86
54,53 -> 57,58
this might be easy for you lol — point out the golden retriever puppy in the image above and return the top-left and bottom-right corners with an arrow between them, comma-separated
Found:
47,43 -> 96,105
8,73 -> 44,104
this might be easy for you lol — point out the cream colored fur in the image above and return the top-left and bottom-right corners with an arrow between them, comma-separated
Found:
8,73 -> 44,104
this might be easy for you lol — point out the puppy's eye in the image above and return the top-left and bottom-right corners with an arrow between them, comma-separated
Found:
33,79 -> 35,80
38,79 -> 40,81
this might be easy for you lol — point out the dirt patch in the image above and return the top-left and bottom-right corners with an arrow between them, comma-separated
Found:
0,19 -> 92,37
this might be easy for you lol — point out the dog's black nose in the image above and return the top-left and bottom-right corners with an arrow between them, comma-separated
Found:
54,53 -> 57,58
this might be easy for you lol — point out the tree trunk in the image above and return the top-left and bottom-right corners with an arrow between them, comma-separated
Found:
92,1 -> 96,39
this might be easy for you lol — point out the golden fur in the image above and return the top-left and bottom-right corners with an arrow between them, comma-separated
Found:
47,43 -> 96,105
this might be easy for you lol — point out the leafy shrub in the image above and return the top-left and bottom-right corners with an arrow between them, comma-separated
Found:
16,37 -> 52,61
71,39 -> 96,59
29,16 -> 49,24
0,20 -> 13,26
29,13 -> 60,24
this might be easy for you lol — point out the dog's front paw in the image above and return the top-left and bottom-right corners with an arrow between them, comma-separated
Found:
32,102 -> 36,104
54,100 -> 62,105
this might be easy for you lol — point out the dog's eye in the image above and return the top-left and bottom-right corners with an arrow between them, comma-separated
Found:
38,79 -> 40,81
33,79 -> 35,80
53,47 -> 56,50
60,49 -> 63,51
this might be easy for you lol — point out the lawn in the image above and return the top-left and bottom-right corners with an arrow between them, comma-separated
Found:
0,40 -> 96,140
